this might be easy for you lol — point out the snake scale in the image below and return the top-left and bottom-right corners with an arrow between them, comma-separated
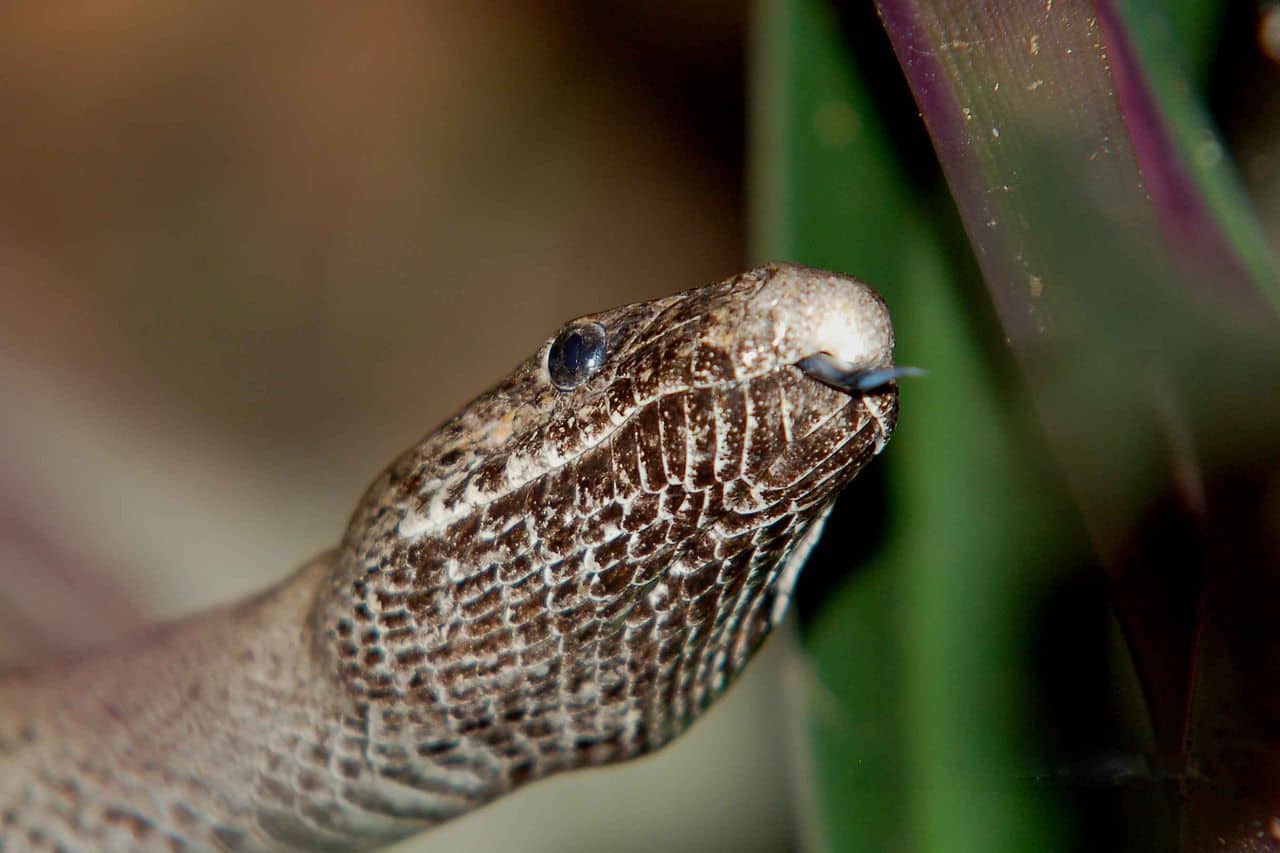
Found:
0,263 -> 903,851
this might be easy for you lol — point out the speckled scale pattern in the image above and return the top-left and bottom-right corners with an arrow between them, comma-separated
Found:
0,264 -> 899,851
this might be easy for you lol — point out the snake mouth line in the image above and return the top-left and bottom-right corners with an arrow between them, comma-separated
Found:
795,352 -> 925,394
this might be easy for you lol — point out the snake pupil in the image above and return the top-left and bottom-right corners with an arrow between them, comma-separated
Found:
563,331 -> 583,369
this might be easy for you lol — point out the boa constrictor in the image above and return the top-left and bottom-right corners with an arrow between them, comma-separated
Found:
0,263 -> 904,851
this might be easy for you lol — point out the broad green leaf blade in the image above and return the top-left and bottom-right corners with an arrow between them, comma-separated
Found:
752,1 -> 1080,849
872,0 -> 1280,846
751,4 -> 910,846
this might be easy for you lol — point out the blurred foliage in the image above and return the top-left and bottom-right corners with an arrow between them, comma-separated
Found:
752,1 -> 1083,848
753,0 -> 1280,850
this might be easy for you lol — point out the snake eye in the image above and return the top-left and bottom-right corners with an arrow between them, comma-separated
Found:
548,322 -> 608,391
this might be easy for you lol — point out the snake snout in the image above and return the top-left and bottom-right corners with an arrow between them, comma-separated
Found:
748,263 -> 921,393
750,263 -> 895,368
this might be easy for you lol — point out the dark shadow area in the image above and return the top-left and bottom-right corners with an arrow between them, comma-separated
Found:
833,0 -> 943,191
1031,567 -> 1177,853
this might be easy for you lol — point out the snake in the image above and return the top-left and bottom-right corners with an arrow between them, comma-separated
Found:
0,263 -> 905,851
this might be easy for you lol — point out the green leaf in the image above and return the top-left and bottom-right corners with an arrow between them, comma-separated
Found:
752,0 -> 1280,847
751,1 -> 1082,849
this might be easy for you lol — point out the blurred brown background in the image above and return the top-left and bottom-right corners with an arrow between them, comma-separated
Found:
0,3 -> 805,851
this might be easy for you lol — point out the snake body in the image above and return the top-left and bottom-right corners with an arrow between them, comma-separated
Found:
0,264 -> 901,851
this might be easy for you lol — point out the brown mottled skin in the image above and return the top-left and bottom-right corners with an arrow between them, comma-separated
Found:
0,264 -> 901,851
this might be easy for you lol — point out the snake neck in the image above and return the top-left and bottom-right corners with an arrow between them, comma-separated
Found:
0,555 -> 435,850
302,395 -> 895,833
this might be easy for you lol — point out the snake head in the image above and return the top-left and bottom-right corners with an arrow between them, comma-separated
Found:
324,264 -> 903,817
